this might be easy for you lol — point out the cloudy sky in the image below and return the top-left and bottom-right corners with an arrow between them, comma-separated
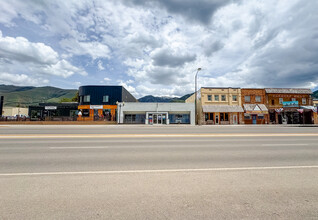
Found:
0,0 -> 317,97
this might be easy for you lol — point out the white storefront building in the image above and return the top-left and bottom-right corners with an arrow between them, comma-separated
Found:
117,102 -> 195,125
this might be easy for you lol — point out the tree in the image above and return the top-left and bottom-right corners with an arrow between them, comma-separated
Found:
72,91 -> 79,102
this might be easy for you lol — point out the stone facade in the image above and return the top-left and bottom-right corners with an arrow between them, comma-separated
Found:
188,87 -> 244,125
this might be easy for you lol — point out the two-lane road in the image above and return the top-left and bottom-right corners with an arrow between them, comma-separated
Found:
0,125 -> 318,219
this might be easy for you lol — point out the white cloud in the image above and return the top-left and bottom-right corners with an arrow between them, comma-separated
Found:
0,0 -> 318,95
0,72 -> 49,86
97,60 -> 105,70
0,31 -> 58,65
0,31 -> 87,83
60,39 -> 111,60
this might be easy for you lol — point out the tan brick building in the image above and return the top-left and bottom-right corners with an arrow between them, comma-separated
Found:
241,89 -> 269,124
186,87 -> 244,125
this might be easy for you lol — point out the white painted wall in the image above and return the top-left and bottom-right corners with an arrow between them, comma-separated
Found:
117,102 -> 195,125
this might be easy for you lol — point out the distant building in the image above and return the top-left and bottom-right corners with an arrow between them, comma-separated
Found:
78,85 -> 137,121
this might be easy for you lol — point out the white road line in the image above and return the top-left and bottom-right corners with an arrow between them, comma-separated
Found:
1,133 -> 318,139
1,165 -> 318,177
262,144 -> 309,146
49,146 -> 109,149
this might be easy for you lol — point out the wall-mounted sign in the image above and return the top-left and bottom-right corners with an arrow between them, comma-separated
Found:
45,106 -> 57,110
90,105 -> 103,109
282,101 -> 299,108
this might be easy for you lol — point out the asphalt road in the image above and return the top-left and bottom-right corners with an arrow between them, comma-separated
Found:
0,125 -> 318,219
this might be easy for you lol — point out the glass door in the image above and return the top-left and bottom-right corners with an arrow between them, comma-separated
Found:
153,114 -> 158,124
158,114 -> 162,124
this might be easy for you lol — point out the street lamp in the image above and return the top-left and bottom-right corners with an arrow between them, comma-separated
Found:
195,68 -> 202,125
116,101 -> 125,124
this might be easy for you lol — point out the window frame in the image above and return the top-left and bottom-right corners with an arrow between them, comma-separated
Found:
221,95 -> 226,101
214,95 -> 219,101
232,95 -> 237,102
83,95 -> 90,103
103,95 -> 109,103
207,95 -> 212,101
244,96 -> 251,102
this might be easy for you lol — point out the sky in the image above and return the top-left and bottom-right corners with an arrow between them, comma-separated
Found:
0,0 -> 317,98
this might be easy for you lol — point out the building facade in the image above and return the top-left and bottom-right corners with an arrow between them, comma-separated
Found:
3,107 -> 28,116
265,88 -> 313,124
78,85 -> 137,121
28,103 -> 79,121
241,89 -> 269,124
187,87 -> 244,125
117,102 -> 195,125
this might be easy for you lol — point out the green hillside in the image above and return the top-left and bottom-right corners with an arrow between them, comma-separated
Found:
0,85 -> 77,107
313,90 -> 318,99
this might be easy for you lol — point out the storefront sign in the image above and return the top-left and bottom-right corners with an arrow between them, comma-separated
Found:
45,106 -> 57,110
90,105 -> 103,109
283,101 -> 299,108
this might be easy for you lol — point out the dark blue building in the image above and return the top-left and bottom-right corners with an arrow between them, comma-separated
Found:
78,85 -> 137,121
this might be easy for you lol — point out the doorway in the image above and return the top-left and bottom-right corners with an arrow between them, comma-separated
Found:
233,114 -> 238,125
215,114 -> 219,125
149,113 -> 167,125
252,115 -> 257,124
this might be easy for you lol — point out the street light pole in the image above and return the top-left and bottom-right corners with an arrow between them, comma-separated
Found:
195,68 -> 201,125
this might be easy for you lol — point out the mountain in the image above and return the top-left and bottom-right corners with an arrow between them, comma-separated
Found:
138,93 -> 193,103
0,85 -> 77,107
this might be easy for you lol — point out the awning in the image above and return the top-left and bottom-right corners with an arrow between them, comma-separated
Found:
202,105 -> 244,113
300,106 -> 317,113
243,104 -> 268,114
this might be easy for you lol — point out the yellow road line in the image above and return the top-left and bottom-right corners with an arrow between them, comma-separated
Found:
0,133 -> 318,139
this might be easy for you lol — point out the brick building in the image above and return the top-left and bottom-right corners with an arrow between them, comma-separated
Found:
241,89 -> 269,124
265,88 -> 313,124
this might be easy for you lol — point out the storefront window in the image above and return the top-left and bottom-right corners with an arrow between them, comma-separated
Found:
244,114 -> 251,120
82,109 -> 90,117
220,113 -> 229,121
302,98 -> 306,104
